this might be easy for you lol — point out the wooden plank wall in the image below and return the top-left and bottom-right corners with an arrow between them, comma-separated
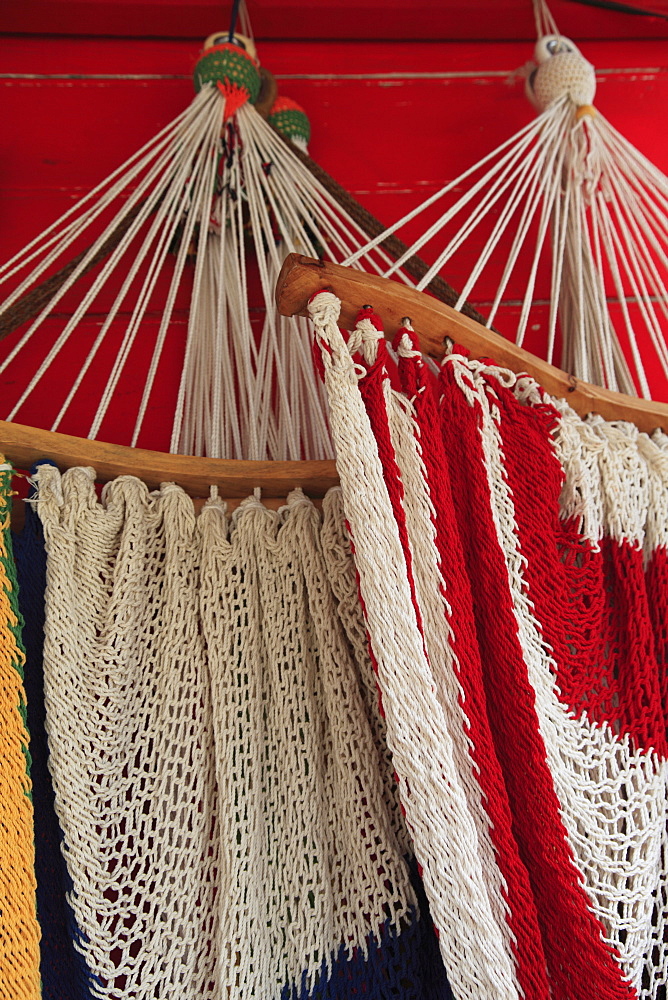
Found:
1,10 -> 668,453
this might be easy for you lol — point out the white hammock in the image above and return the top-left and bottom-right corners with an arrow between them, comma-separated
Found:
307,288 -> 668,1000
34,467 -> 433,998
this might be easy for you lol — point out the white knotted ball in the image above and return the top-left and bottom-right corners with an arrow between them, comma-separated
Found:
526,34 -> 596,112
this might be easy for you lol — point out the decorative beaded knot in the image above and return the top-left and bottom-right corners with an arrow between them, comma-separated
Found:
268,96 -> 311,147
526,34 -> 596,113
194,38 -> 261,120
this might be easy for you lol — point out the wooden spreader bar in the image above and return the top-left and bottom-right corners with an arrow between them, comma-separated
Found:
0,421 -> 338,499
276,254 -> 668,436
0,253 -> 667,499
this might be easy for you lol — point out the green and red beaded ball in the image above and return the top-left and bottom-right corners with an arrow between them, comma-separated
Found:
267,97 -> 311,148
194,34 -> 261,120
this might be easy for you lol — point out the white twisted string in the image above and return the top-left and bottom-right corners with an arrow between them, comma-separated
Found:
308,290 -> 522,1000
344,15 -> 668,399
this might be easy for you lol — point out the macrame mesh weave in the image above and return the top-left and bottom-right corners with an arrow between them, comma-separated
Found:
0,459 -> 40,1000
34,464 -> 448,999
309,291 -> 668,1000
13,473 -> 94,1000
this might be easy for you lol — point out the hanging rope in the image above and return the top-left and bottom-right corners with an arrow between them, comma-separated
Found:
343,1 -> 668,399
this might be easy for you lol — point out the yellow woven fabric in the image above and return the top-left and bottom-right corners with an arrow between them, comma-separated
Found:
0,460 -> 40,999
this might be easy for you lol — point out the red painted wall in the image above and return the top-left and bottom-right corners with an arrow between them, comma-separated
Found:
1,9 -> 668,451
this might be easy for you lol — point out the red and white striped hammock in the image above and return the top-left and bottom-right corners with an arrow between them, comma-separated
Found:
308,289 -> 668,1000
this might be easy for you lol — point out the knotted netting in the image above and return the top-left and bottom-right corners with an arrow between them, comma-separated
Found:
308,290 -> 668,1000
25,464 -> 449,999
0,460 -> 40,1000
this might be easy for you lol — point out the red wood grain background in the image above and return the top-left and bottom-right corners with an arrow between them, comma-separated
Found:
1,3 -> 668,454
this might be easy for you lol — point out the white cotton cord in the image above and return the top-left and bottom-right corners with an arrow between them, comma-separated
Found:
309,292 -> 522,1000
52,97 -> 222,436
0,140 -> 171,392
586,189 -> 620,390
216,224 -> 251,458
209,205 -> 225,460
130,92 -> 223,451
170,106 -> 262,458
405,126 -> 548,287
197,228 -> 245,459
571,173 -> 589,384
456,98 -> 571,320
499,110 -> 570,341
171,99 -> 369,460
242,110 -> 399,276
599,129 -> 668,289
238,115 -> 300,457
238,0 -> 254,42
415,103 -> 569,296
259,258 -> 333,460
2,76 -> 411,459
599,126 -> 668,271
0,96 -> 202,290
4,168 -> 174,423
1,89 -> 220,423
175,98 -> 360,459
595,190 -> 652,397
346,315 -> 383,366
561,170 -> 603,388
343,114 -> 547,272
230,152 -> 261,461
533,0 -> 561,38
91,89 -> 223,443
546,167 -> 569,364
599,144 -> 668,376
602,156 -> 668,323
602,114 -> 668,206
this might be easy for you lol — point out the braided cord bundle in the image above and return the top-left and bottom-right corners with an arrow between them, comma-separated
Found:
309,291 -> 668,1000
34,465 -> 448,999
0,460 -> 40,1000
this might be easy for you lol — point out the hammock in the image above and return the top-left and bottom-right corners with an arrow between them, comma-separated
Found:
0,21 -> 455,996
19,466 -> 448,998
301,284 -> 668,1000
3,6 -> 668,997
0,459 -> 40,1000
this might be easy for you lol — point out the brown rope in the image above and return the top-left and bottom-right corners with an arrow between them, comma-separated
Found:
254,66 -> 279,119
0,93 -> 488,340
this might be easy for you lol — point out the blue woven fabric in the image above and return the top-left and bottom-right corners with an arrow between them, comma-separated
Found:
13,469 -> 95,1000
282,862 -> 452,1000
